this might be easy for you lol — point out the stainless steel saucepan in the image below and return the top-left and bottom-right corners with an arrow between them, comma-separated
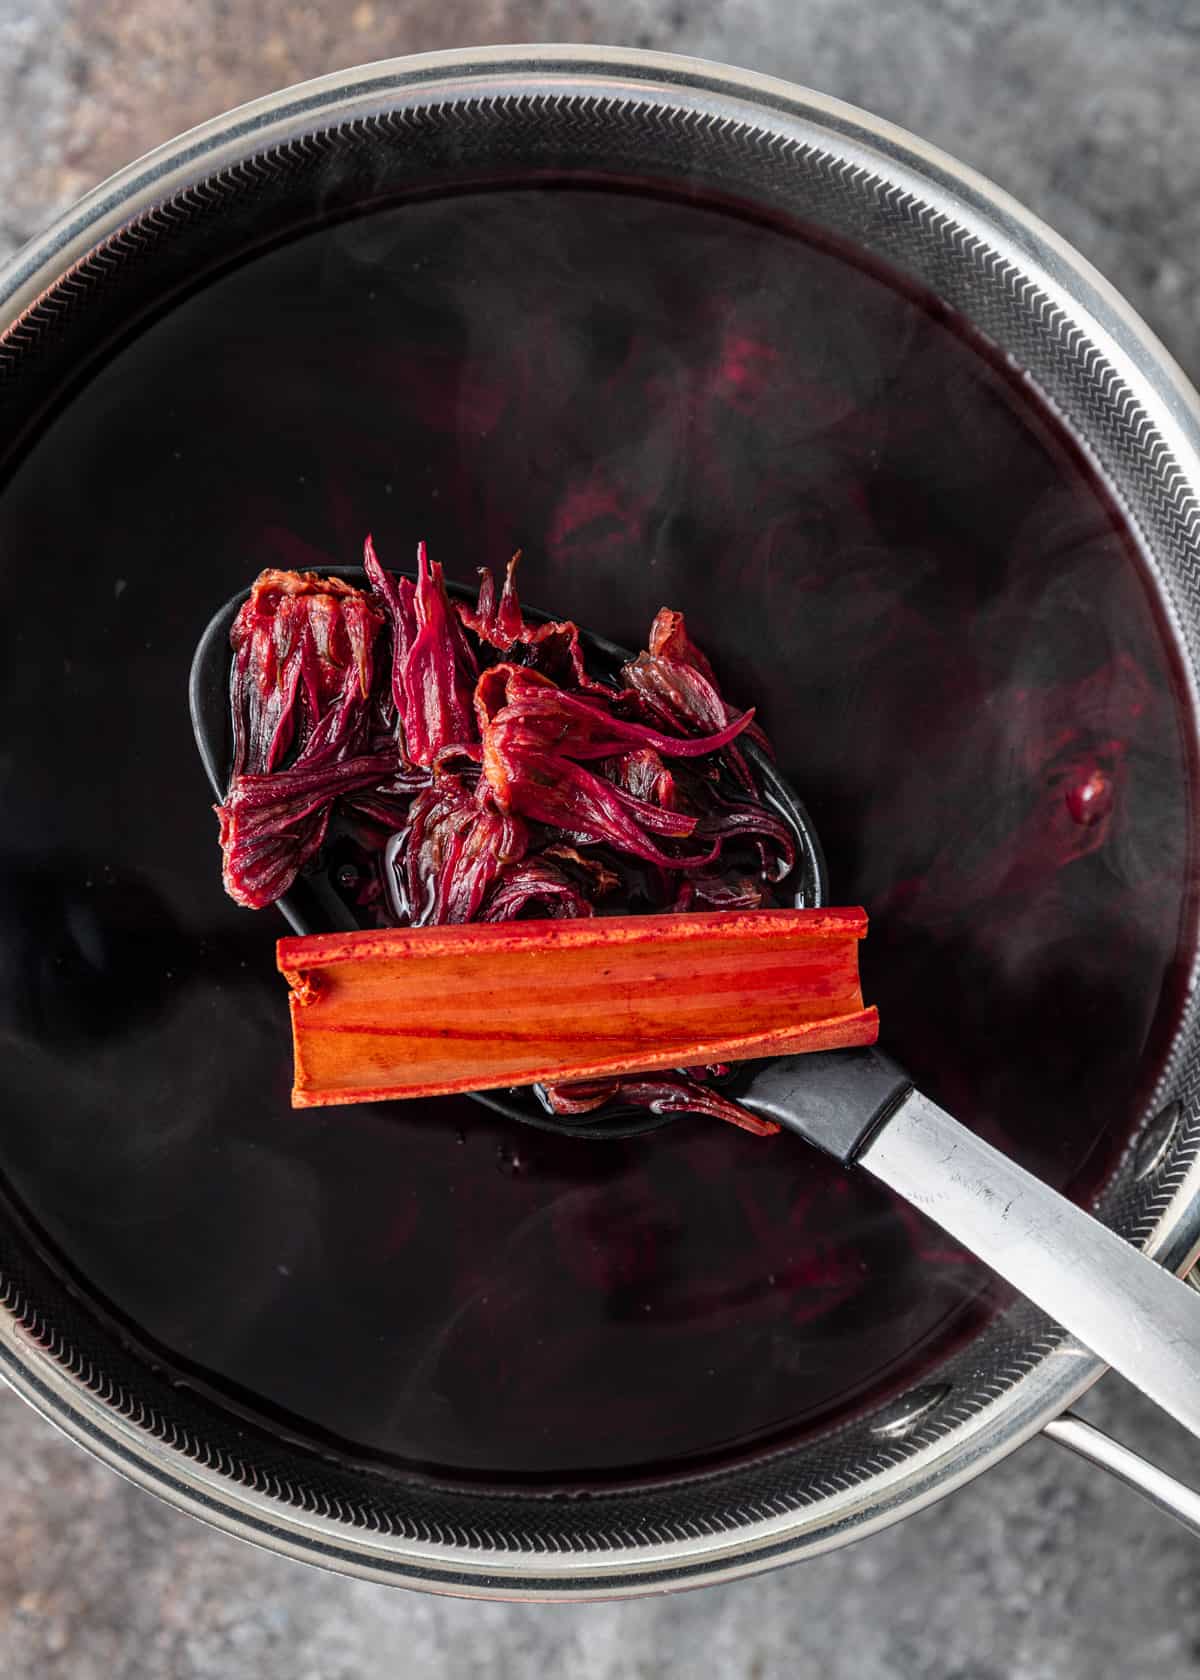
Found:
2,45 -> 1200,1597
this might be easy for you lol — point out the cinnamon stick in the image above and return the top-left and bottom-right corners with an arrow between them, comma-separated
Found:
277,907 -> 878,1109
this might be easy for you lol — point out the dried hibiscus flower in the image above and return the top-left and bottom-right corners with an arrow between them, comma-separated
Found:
217,539 -> 804,1129
218,569 -> 393,909
386,776 -> 527,927
364,535 -> 477,766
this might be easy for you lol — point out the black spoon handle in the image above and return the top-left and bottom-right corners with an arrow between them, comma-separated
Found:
739,1045 -> 914,1162
744,1048 -> 1200,1444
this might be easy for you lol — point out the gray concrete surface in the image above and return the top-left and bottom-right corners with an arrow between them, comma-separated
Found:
3,1375 -> 1199,1677
3,1 -> 1200,1674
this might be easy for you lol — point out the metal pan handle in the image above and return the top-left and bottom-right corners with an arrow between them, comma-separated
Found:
1044,1410 -> 1200,1538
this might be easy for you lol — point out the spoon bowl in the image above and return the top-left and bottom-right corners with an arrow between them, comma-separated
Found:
189,566 -> 828,1139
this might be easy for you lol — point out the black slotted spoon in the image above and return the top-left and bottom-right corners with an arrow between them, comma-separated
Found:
189,567 -> 825,1140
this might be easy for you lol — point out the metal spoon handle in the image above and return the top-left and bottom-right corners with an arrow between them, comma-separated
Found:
860,1090 -> 1200,1441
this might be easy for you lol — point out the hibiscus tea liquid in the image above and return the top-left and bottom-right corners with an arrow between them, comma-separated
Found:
0,183 -> 1192,1484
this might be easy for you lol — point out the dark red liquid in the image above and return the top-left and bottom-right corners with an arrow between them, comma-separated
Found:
0,184 -> 1193,1484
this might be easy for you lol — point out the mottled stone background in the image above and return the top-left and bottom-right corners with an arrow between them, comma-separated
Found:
2,2 -> 1200,1675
